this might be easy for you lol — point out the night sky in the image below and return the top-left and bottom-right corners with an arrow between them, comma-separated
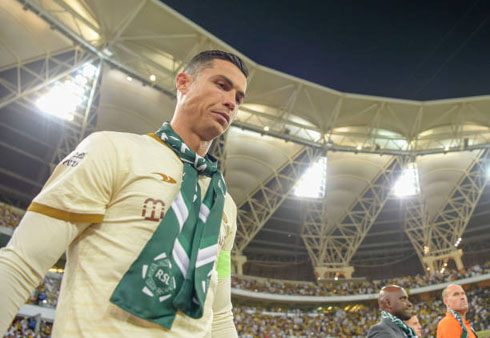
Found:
161,0 -> 490,100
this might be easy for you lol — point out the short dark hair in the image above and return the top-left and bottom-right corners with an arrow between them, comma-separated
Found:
183,50 -> 249,78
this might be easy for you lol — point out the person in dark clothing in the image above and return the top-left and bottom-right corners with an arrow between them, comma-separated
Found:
367,285 -> 417,338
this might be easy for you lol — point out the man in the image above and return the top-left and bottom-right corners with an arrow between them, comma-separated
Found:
405,315 -> 422,337
367,285 -> 417,338
437,284 -> 477,338
0,50 -> 248,337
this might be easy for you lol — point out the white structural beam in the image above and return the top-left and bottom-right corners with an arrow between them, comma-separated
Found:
209,131 -> 229,175
302,156 -> 406,279
406,149 -> 490,274
404,196 -> 429,271
0,48 -> 96,109
234,146 -> 324,254
300,195 -> 328,269
15,0 -> 490,156
48,60 -> 103,172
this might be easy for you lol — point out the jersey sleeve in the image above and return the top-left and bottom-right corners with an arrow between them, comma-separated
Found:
211,195 -> 237,337
0,212 -> 90,335
28,132 -> 118,223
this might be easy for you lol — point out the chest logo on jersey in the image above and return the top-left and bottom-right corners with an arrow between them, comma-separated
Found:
152,172 -> 177,184
62,151 -> 86,167
141,198 -> 166,222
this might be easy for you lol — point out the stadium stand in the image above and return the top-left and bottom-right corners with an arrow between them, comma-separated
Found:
3,265 -> 488,337
232,285 -> 489,337
232,263 -> 489,297
1,203 -> 489,337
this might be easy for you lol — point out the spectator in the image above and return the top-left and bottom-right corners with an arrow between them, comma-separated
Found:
367,285 -> 416,337
405,314 -> 422,337
437,284 -> 477,338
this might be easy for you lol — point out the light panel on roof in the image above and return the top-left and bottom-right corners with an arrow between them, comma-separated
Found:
393,162 -> 420,197
294,157 -> 327,198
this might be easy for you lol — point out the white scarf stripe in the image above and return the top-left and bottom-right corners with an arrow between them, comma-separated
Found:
199,204 -> 210,223
172,253 -> 187,278
196,255 -> 216,268
172,241 -> 190,278
171,192 -> 188,231
197,244 -> 218,261
196,244 -> 218,268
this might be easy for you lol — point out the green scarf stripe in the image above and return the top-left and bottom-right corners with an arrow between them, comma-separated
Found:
449,309 -> 476,338
381,311 -> 418,338
110,122 -> 226,329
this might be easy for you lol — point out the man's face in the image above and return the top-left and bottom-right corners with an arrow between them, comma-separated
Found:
176,59 -> 247,141
405,315 -> 422,337
444,285 -> 468,313
388,288 -> 413,321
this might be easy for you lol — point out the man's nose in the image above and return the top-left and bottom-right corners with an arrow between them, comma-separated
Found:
223,92 -> 236,111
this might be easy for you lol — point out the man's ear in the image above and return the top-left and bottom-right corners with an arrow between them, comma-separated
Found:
176,72 -> 192,95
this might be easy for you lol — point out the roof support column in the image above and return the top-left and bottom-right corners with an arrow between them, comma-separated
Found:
406,149 -> 489,274
302,156 -> 406,279
231,254 -> 247,276
209,131 -> 229,175
233,146 -> 324,263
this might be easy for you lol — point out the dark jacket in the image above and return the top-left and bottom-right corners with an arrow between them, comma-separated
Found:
367,317 -> 407,338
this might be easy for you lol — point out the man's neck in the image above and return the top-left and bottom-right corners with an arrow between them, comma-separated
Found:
169,122 -> 211,157
450,308 -> 466,320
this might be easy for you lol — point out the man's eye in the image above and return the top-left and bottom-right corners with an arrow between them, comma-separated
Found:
217,82 -> 226,89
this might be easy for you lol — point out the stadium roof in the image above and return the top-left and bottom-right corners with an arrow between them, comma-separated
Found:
162,0 -> 490,101
0,0 -> 489,281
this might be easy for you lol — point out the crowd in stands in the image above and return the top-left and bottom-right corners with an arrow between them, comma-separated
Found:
18,262 -> 488,313
233,286 -> 489,337
26,274 -> 62,309
232,262 -> 490,297
4,286 -> 488,337
3,317 -> 51,338
0,203 -> 23,230
2,204 -> 488,337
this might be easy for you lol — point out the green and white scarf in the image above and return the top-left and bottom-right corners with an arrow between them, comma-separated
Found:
110,122 -> 226,329
381,311 -> 418,338
449,309 -> 477,338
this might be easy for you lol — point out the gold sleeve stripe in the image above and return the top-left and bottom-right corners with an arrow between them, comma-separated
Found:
28,202 -> 104,223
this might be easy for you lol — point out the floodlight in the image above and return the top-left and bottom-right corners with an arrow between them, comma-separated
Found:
454,237 -> 462,247
294,157 -> 327,198
75,74 -> 88,86
82,63 -> 97,78
36,82 -> 81,120
393,162 -> 420,197
102,48 -> 113,57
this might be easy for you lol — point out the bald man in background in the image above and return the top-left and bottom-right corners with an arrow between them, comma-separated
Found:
405,315 -> 422,337
367,285 -> 418,337
437,284 -> 477,338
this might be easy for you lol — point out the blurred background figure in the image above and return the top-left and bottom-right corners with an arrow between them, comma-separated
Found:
437,284 -> 477,338
405,314 -> 422,337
